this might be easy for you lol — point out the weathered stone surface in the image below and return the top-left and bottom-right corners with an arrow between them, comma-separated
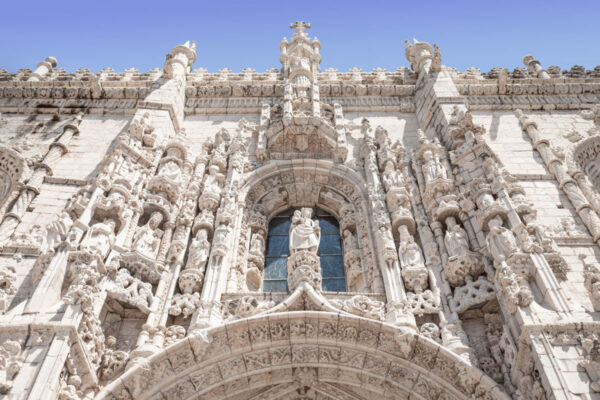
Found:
0,23 -> 598,400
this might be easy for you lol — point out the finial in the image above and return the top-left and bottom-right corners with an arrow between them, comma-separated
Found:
290,21 -> 311,37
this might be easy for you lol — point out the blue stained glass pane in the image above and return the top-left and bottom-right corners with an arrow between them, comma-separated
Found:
269,218 -> 291,235
263,280 -> 288,293
318,217 -> 339,234
318,234 -> 342,255
266,235 -> 290,256
323,278 -> 346,292
264,257 -> 288,279
321,255 -> 345,278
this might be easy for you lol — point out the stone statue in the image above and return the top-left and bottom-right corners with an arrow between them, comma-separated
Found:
250,231 -> 265,254
382,161 -> 403,191
444,219 -> 470,258
213,223 -> 232,246
343,229 -> 358,251
82,218 -> 116,258
422,150 -> 447,183
289,208 -> 320,254
158,160 -> 182,183
398,234 -> 425,268
132,212 -> 163,259
523,213 -> 558,253
188,229 -> 210,270
43,211 -> 73,253
486,216 -> 519,264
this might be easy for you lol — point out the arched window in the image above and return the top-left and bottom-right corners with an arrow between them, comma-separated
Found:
263,208 -> 346,293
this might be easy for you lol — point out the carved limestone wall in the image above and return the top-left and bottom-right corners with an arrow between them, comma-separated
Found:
0,23 -> 598,400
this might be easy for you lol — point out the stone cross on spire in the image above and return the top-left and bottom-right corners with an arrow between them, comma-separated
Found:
290,21 -> 311,38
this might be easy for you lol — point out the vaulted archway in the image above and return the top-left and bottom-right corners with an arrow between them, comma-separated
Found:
96,312 -> 508,400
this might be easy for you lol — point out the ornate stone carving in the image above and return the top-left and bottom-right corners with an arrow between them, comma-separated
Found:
0,340 -> 24,394
453,275 -> 496,314
289,208 -> 320,254
107,268 -> 154,313
81,218 -> 116,259
0,264 -> 16,314
100,336 -> 128,380
341,295 -> 385,321
486,216 -> 519,266
41,211 -> 73,253
132,212 -> 163,259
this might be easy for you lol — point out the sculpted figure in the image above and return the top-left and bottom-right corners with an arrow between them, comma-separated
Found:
43,211 -> 73,253
379,226 -> 396,250
523,214 -> 558,253
250,231 -> 265,254
398,234 -> 425,268
444,218 -> 470,258
289,208 -> 320,254
486,216 -> 519,264
158,160 -> 182,183
343,229 -> 358,251
214,223 -> 232,245
422,150 -> 447,183
188,229 -> 210,270
82,218 -> 116,258
132,212 -> 163,259
382,161 -> 403,191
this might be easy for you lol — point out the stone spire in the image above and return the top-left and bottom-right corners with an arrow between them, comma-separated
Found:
279,21 -> 322,82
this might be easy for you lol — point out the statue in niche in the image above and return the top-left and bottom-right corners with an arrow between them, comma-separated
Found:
132,212 -> 163,259
250,231 -> 265,254
378,225 -> 396,250
398,227 -> 425,268
289,208 -> 321,254
382,161 -> 404,191
343,229 -> 358,251
188,229 -> 210,270
486,216 -> 519,264
158,160 -> 182,183
444,217 -> 470,258
214,223 -> 232,245
203,168 -> 221,194
82,218 -> 116,258
422,150 -> 447,183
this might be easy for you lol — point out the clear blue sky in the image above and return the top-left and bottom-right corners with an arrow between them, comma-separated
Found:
2,0 -> 599,74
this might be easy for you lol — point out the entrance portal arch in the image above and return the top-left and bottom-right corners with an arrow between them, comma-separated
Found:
97,312 -> 508,400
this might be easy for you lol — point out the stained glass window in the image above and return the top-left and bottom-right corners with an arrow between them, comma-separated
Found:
262,208 -> 346,293
263,210 -> 290,292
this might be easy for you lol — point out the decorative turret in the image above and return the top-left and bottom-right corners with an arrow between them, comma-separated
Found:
27,57 -> 57,81
280,21 -> 321,82
163,40 -> 197,79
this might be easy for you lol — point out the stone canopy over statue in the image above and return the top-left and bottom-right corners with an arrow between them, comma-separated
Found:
289,208 -> 321,254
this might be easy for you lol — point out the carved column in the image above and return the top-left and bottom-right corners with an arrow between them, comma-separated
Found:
191,134 -> 247,331
360,121 -> 416,331
0,114 -> 82,246
517,109 -> 600,246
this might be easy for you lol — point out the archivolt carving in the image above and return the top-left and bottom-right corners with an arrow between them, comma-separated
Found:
96,312 -> 509,400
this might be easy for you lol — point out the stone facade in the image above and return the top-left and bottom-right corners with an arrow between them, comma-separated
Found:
0,22 -> 599,400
